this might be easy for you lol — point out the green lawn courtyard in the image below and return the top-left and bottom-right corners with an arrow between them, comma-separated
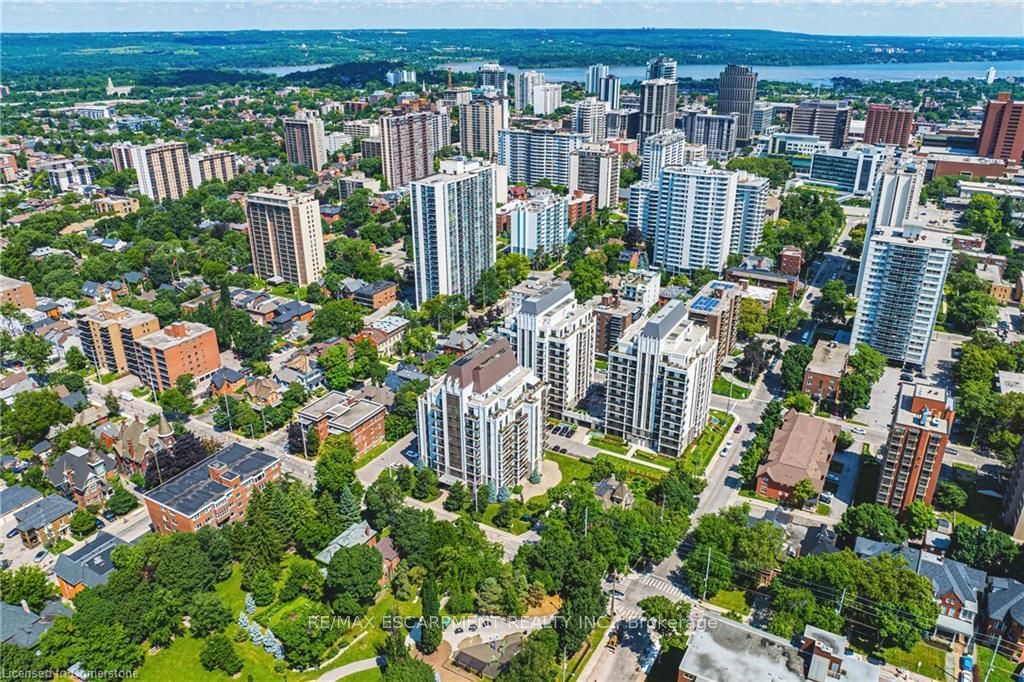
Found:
712,376 -> 751,400
680,410 -> 735,476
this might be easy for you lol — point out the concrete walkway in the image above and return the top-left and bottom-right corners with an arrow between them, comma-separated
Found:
316,654 -> 383,682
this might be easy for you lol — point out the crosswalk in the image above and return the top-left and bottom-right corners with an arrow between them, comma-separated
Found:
631,573 -> 687,600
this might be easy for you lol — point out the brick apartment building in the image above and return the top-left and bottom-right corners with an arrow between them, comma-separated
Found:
802,340 -> 850,403
778,245 -> 804,277
76,303 -> 160,377
297,391 -> 387,455
134,321 -> 222,391
0,275 -> 37,310
863,104 -> 914,146
143,444 -> 281,534
352,281 -> 398,309
756,411 -> 839,502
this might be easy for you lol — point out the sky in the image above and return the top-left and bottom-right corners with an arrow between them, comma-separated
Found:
3,0 -> 1023,36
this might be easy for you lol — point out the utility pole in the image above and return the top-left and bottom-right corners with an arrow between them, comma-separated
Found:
222,394 -> 233,431
584,506 -> 589,537
836,588 -> 846,615
702,547 -> 711,601
983,635 -> 1001,682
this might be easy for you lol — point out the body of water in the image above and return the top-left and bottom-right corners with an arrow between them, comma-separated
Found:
439,60 -> 1024,85
250,63 -> 333,76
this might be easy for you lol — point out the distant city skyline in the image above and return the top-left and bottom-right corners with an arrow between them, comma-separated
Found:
3,0 -> 1023,37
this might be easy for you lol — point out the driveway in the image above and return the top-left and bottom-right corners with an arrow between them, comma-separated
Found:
355,433 -> 416,487
445,614 -> 555,650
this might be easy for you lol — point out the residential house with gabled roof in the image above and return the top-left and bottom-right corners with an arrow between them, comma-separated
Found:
45,445 -> 118,509
756,410 -> 839,503
245,377 -> 281,408
275,353 -> 324,391
53,531 -> 126,599
14,494 -> 77,548
209,367 -> 247,397
315,520 -> 377,565
0,601 -> 71,648
112,415 -> 175,476
983,577 -> 1024,662
0,371 -> 36,404
0,485 -> 43,523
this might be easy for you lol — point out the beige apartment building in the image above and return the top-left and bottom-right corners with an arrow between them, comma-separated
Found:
0,275 -> 37,310
283,111 -> 327,171
129,141 -> 193,202
76,303 -> 160,376
189,149 -> 237,185
245,185 -> 325,286
134,321 -> 221,392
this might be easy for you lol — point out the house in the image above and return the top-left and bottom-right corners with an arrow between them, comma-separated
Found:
453,632 -> 526,679
724,266 -> 800,297
142,444 -> 282,534
209,367 -> 247,397
45,445 -> 118,509
0,485 -> 43,523
13,494 -> 77,548
112,415 -> 175,477
276,353 -> 324,391
315,520 -> 377,565
375,536 -> 400,585
271,300 -> 315,332
756,411 -> 839,503
352,281 -> 398,310
438,330 -> 479,356
30,440 -> 52,460
593,475 -> 634,509
799,524 -> 839,557
983,577 -> 1024,662
245,377 -> 281,408
80,280 -> 110,302
678,616 -> 879,681
53,531 -> 126,599
0,601 -> 71,648
0,371 -> 36,404
384,365 -> 429,393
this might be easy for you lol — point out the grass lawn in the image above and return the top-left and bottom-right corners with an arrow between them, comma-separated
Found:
709,589 -> 750,615
568,619 -> 612,682
48,539 -> 73,555
940,485 -> 1003,530
712,376 -> 751,400
588,434 -> 630,455
353,440 -> 394,470
526,452 -> 594,509
215,562 -> 248,616
595,359 -> 608,371
595,453 -> 668,480
976,645 -> 1019,682
328,594 -> 421,669
138,632 -> 280,682
680,410 -> 734,477
475,502 -> 530,534
339,669 -> 383,682
633,450 -> 677,469
878,641 -> 947,680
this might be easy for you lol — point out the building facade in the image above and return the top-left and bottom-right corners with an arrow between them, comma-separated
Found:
501,281 -> 595,419
514,70 -> 544,111
640,129 -> 688,183
598,75 -> 621,110
790,100 -> 852,149
143,444 -> 281,533
475,63 -> 508,97
568,143 -> 621,209
380,111 -> 450,188
585,64 -> 609,94
410,158 -> 498,306
573,97 -> 608,143
875,383 -> 955,509
497,127 -> 588,187
77,303 -> 160,376
977,92 -> 1024,162
417,339 -> 546,492
133,321 -> 221,392
504,192 -> 570,258
686,280 -> 742,371
646,56 -> 677,81
532,83 -> 563,116
245,185 -> 325,286
863,104 -> 914,146
676,109 -> 739,161
129,141 -> 193,202
189,149 -> 237,185
802,340 -> 850,403
807,145 -> 882,196
283,110 -> 328,171
638,78 -> 678,144
459,94 -> 508,159
605,300 -> 716,457
717,65 -> 758,142
852,225 -> 951,367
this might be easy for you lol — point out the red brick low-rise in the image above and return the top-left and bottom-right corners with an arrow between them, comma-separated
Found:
143,444 -> 281,534
297,391 -> 387,456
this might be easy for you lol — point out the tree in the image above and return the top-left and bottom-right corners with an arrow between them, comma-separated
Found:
337,483 -> 361,525
383,656 -> 435,682
3,390 -> 72,444
933,481 -> 967,512
64,346 -> 88,372
737,298 -> 768,340
311,299 -> 367,341
251,569 -> 277,606
947,290 -> 999,331
327,544 -> 382,608
900,501 -> 936,539
443,481 -> 468,512
567,255 -> 608,303
497,630 -> 559,681
158,387 -> 193,418
316,434 -> 357,498
174,373 -> 195,395
70,508 -> 97,537
492,501 -> 514,529
0,565 -> 58,612
847,343 -> 886,385
638,596 -> 692,650
188,593 -> 231,637
13,333 -> 53,375
949,525 -> 1022,575
836,504 -> 906,545
780,344 -> 814,393
473,268 -> 502,308
417,577 -> 442,655
412,466 -> 438,500
364,470 -> 404,530
813,279 -> 848,325
318,343 -> 353,391
839,374 -> 872,415
106,484 -> 138,516
790,478 -> 818,507
200,633 -> 243,676
784,391 -> 814,413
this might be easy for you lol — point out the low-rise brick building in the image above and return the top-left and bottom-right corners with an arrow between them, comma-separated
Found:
13,494 -> 77,548
802,340 -> 850,403
756,411 -> 839,503
143,444 -> 281,534
297,391 -> 387,456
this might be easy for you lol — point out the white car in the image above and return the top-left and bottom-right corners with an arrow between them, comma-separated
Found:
851,427 -> 866,435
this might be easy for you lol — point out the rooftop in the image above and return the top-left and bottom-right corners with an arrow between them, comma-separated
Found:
806,340 -> 850,377
447,338 -> 519,394
143,443 -> 279,516
134,321 -> 214,351
997,370 -> 1024,395
758,411 -> 839,489
53,531 -> 125,589
14,494 -> 77,532
315,520 -> 374,564
678,615 -> 807,681
298,391 -> 386,431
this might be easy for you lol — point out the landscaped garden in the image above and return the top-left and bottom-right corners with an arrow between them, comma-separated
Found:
680,410 -> 735,476
712,375 -> 751,400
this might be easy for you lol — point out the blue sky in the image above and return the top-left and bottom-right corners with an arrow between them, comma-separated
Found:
4,0 -> 1023,36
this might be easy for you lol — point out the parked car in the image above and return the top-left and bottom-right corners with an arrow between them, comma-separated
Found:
725,440 -> 734,449
947,448 -> 959,456
851,427 -> 866,435
101,509 -> 117,522
826,473 -> 841,483
95,519 -> 105,529
5,527 -> 19,539
733,424 -> 742,434
819,493 -> 833,504
33,550 -> 47,563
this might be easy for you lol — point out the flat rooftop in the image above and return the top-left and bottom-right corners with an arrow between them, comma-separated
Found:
997,370 -> 1024,395
134,321 -> 213,350
144,443 -> 278,516
806,340 -> 850,377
